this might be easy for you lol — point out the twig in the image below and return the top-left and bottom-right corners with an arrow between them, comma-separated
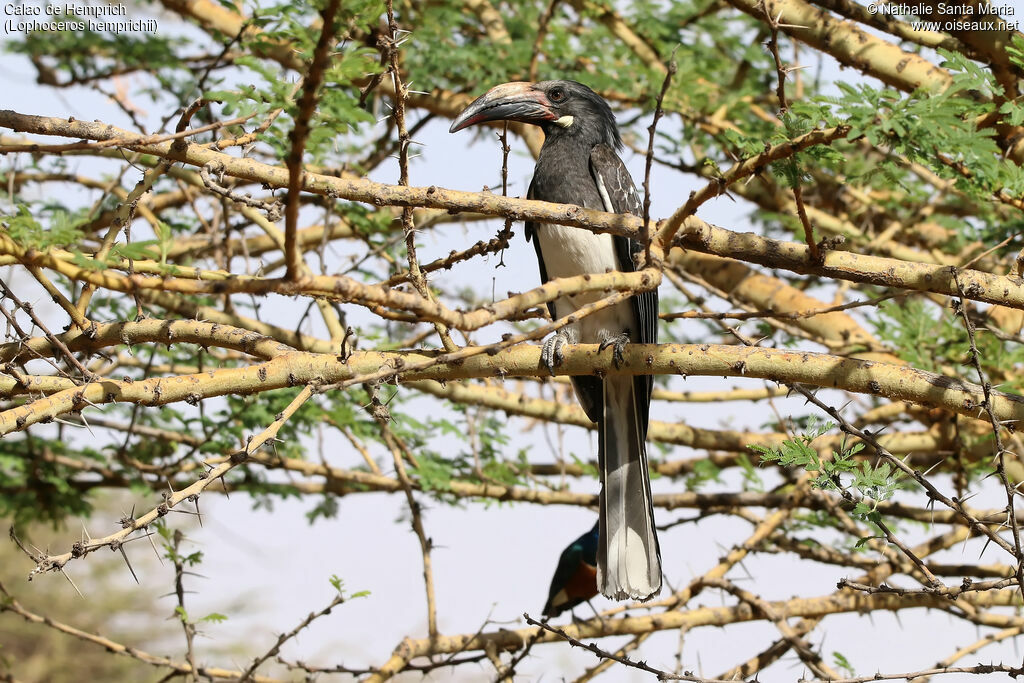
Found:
367,383 -> 439,638
529,0 -> 561,81
763,0 -> 821,263
199,161 -> 282,218
0,277 -> 93,380
276,652 -> 487,676
238,590 -> 349,681
799,663 -> 1024,683
524,613 -> 737,681
951,269 -> 1024,595
383,0 -> 458,353
495,621 -> 546,681
495,121 -> 514,267
0,113 -> 258,154
284,0 -> 343,279
170,529 -> 198,681
21,385 -> 316,578
698,577 -> 840,678
643,47 -> 677,265
659,290 -> 905,322
838,576 -> 1018,599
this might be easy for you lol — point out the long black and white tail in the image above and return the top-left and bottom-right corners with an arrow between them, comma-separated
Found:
596,374 -> 662,600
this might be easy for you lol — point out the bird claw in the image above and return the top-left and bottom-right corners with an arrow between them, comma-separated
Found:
541,331 -> 569,375
584,599 -> 607,628
599,333 -> 629,369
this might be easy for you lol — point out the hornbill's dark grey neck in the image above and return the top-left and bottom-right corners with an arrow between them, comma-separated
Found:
532,133 -> 604,208
536,123 -> 607,168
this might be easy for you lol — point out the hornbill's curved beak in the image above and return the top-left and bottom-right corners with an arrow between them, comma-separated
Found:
449,82 -> 556,133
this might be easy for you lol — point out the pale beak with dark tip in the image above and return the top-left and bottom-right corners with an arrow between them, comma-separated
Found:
448,81 -> 557,133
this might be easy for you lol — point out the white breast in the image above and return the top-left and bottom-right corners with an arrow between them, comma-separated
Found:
536,223 -> 618,281
535,222 -> 634,343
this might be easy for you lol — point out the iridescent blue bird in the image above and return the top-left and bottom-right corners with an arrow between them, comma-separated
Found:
542,523 -> 600,617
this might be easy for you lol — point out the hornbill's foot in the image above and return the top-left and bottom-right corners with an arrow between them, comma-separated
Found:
599,332 -> 630,369
541,331 -> 571,375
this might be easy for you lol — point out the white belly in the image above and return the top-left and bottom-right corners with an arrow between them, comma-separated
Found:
535,223 -> 635,343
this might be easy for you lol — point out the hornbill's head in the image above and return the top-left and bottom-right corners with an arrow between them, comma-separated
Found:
449,80 -> 621,149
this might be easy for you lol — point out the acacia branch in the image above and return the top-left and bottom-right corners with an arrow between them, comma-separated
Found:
20,386 -> 315,578
5,111 -> 1024,312
4,342 -> 1023,435
724,0 -> 953,93
367,588 -> 1023,668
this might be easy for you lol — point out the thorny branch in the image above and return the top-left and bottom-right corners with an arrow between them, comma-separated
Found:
383,0 -> 457,353
951,269 -> 1024,596
284,0 -> 343,280
366,382 -> 439,639
238,589 -> 350,681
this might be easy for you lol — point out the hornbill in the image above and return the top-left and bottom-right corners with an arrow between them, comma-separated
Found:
450,80 -> 661,601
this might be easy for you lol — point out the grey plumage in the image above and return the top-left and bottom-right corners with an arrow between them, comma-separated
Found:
450,80 -> 662,600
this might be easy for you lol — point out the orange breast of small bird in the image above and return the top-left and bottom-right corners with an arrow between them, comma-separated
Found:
565,562 -> 598,600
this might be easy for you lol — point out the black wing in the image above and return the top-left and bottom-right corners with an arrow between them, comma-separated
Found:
588,143 -> 658,435
526,177 -> 604,424
524,178 -> 555,321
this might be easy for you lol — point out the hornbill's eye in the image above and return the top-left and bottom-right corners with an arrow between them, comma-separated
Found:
548,87 -> 567,103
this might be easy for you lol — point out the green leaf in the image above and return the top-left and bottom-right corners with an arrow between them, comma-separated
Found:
110,240 -> 161,261
199,612 -> 229,624
156,221 -> 173,265
832,651 -> 856,676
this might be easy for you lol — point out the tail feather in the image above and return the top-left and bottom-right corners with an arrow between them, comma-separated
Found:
596,375 -> 662,601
